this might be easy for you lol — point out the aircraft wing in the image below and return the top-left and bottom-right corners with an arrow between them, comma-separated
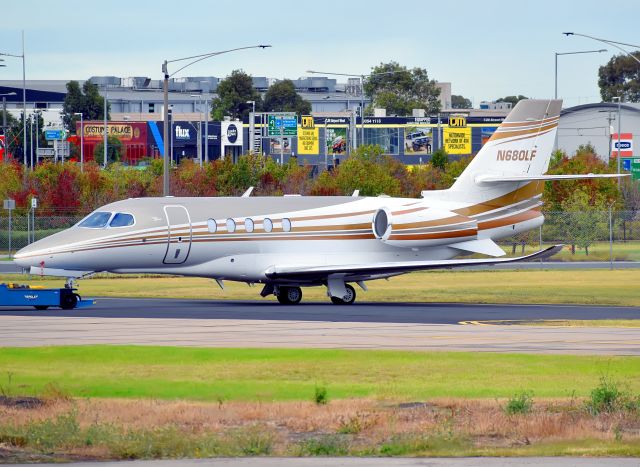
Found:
264,244 -> 563,280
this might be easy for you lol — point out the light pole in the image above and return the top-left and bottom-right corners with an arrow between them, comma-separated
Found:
190,94 -> 203,166
103,88 -> 108,167
612,96 -> 622,186
0,31 -> 27,168
0,92 -> 17,141
563,32 -> 640,66
554,49 -> 606,99
74,112 -> 84,172
246,100 -> 255,154
161,45 -> 271,196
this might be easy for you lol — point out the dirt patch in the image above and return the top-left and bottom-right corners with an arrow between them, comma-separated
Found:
0,397 -> 638,460
0,396 -> 43,409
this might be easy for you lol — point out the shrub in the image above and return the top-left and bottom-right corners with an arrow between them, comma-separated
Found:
505,390 -> 534,415
585,376 -> 638,415
314,385 -> 328,405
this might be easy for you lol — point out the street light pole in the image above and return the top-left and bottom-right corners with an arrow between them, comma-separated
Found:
0,92 -> 17,141
1,33 -> 27,167
554,49 -> 607,99
247,100 -> 255,154
103,88 -> 108,168
564,32 -> 640,66
613,96 -> 622,187
74,112 -> 84,172
161,45 -> 271,196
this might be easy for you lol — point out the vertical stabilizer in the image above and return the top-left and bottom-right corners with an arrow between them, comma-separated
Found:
447,99 -> 562,203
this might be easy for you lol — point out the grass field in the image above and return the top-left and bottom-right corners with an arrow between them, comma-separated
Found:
489,319 -> 640,328
1,346 -> 639,401
2,268 -> 640,306
500,241 -> 640,262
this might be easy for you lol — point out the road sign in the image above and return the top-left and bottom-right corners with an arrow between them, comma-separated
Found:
3,199 -> 15,210
268,115 -> 297,136
45,129 -> 66,141
611,133 -> 633,158
31,198 -> 38,209
632,158 -> 640,180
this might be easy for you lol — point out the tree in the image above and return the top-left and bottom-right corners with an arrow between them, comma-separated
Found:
364,61 -> 441,116
496,95 -> 528,107
5,112 -> 44,162
93,135 -> 122,164
62,80 -> 110,132
430,147 -> 448,170
598,52 -> 640,102
262,80 -> 311,115
211,70 -> 261,121
560,188 -> 608,256
451,95 -> 472,109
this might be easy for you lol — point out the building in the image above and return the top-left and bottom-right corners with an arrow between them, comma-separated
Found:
558,102 -> 640,163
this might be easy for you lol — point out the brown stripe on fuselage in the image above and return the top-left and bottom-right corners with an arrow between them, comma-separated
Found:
392,215 -> 473,231
454,182 -> 543,217
478,209 -> 542,230
493,127 -> 555,146
388,228 -> 477,241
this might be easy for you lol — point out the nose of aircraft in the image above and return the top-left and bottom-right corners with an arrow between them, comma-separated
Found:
13,242 -> 44,270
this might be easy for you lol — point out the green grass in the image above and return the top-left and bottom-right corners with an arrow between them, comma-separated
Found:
1,346 -> 639,402
2,268 -> 640,306
500,241 -> 640,261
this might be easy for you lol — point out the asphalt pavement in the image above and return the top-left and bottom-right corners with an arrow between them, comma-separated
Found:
1,298 -> 638,354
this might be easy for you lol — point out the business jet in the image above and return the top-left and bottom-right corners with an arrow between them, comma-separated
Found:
14,99 -> 624,305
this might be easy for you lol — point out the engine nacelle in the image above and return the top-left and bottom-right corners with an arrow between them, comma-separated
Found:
372,205 -> 477,248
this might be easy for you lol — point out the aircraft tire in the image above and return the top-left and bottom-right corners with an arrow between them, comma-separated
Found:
34,305 -> 49,310
277,286 -> 302,305
330,284 -> 356,305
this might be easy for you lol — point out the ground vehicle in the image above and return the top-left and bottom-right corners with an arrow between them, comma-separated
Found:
0,283 -> 94,310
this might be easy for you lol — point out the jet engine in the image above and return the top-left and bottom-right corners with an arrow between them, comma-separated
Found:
371,206 -> 477,248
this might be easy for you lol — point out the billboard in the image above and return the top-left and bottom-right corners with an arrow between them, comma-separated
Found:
298,117 -> 319,155
270,137 -> 291,154
611,133 -> 633,158
443,127 -> 471,154
404,127 -> 432,155
221,121 -> 243,147
326,128 -> 347,155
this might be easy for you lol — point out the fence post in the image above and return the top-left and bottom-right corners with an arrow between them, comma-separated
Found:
539,225 -> 543,268
8,209 -> 12,259
609,206 -> 613,270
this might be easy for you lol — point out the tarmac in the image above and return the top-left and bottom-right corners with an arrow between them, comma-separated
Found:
1,298 -> 638,355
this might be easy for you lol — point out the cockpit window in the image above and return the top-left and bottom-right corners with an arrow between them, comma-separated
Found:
109,213 -> 135,227
78,211 -> 112,228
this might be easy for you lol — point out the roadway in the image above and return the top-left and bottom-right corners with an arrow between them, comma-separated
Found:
0,298 -> 638,354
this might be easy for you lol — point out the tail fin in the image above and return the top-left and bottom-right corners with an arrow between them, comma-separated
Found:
446,99 -> 562,203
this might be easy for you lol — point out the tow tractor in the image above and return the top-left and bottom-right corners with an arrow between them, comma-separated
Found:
0,282 -> 95,310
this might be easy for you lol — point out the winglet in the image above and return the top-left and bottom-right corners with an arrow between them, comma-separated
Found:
241,187 -> 254,198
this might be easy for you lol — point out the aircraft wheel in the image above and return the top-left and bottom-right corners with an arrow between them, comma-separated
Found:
277,286 -> 302,305
330,284 -> 356,305
34,305 -> 49,310
60,293 -> 79,310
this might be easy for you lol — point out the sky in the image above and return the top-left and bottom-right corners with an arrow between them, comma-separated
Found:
2,0 -> 639,107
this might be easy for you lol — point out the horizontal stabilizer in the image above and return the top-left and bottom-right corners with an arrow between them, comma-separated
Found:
449,239 -> 506,257
475,173 -> 628,184
265,245 -> 563,280
29,266 -> 93,278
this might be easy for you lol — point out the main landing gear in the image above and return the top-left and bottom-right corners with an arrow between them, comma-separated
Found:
276,286 -> 303,305
330,284 -> 356,305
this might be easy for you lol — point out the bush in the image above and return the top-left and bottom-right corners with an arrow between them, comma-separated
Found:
585,376 -> 638,415
505,390 -> 534,415
314,386 -> 328,405
294,435 -> 349,456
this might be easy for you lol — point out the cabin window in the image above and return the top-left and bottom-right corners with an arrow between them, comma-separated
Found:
282,218 -> 292,232
207,218 -> 217,233
109,213 -> 135,227
78,211 -> 112,228
263,218 -> 273,233
226,218 -> 236,233
245,218 -> 254,233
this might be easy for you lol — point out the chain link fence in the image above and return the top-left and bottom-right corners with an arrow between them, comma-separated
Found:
1,210 -> 639,262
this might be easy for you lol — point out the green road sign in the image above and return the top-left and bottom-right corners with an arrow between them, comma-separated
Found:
267,114 -> 297,136
631,158 -> 640,180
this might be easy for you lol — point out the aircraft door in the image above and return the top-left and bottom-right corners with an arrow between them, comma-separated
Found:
163,205 -> 192,264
